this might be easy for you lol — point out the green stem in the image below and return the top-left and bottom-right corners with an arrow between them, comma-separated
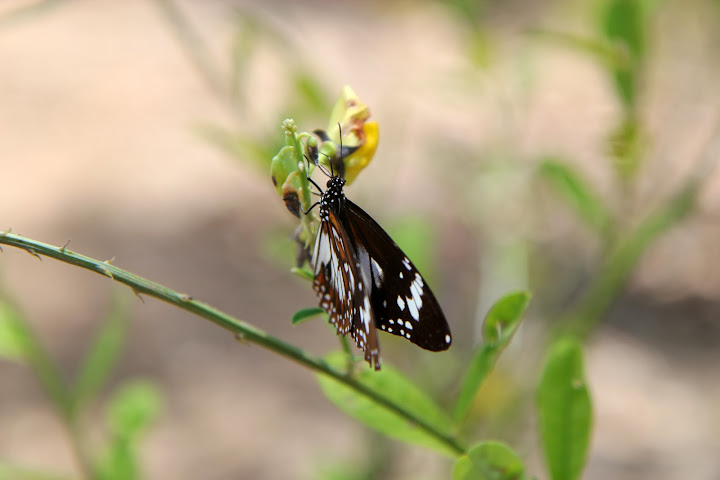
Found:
2,297 -> 94,479
558,121 -> 720,339
0,232 -> 466,456
558,184 -> 696,339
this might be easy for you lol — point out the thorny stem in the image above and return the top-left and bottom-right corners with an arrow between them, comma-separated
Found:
0,232 -> 466,457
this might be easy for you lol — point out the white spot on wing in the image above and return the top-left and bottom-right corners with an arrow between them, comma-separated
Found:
409,273 -> 424,310
406,296 -> 420,321
371,258 -> 383,288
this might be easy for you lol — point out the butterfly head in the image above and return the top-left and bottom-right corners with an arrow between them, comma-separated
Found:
326,176 -> 346,191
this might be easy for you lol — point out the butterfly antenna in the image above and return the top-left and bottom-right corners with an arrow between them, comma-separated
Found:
315,152 -> 333,179
337,122 -> 343,177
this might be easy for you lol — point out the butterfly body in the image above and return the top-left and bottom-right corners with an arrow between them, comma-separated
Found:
311,175 -> 452,370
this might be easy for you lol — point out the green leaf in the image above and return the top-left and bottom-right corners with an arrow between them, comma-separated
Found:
107,380 -> 162,439
71,292 -> 129,412
538,158 -> 611,233
316,352 -> 456,457
453,441 -> 526,480
95,437 -> 136,480
96,380 -> 162,480
0,298 -> 27,362
454,292 -> 531,423
0,296 -> 70,415
599,0 -> 650,107
536,337 -> 592,480
291,307 -> 325,325
601,0 -> 646,62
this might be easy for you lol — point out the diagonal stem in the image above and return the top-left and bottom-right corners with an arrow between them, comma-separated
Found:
0,232 -> 466,456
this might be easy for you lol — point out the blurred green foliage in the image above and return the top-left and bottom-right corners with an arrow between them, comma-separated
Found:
0,293 -> 161,480
537,338 -> 592,480
2,0 -> 716,478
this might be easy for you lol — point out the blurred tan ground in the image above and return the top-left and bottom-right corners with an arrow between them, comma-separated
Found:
1,1 -> 720,479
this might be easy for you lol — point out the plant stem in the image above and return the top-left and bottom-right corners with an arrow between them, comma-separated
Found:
558,118 -> 720,339
0,232 -> 466,457
2,296 -> 94,479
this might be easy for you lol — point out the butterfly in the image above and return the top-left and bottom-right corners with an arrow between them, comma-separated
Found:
306,148 -> 452,370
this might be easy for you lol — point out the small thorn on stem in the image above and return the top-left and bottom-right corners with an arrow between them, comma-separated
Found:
97,265 -> 114,279
132,288 -> 145,303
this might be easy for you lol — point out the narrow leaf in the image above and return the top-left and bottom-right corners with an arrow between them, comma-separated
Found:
316,352 -> 457,457
107,380 -> 162,438
72,292 -> 129,411
599,0 -> 650,107
454,292 -> 531,423
537,337 -> 592,480
0,298 -> 27,362
601,0 -> 646,62
291,307 -> 325,325
96,381 -> 161,480
538,159 -> 611,233
0,296 -> 70,415
453,441 -> 526,480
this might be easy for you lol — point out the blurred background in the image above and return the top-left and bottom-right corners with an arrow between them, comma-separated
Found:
1,0 -> 720,479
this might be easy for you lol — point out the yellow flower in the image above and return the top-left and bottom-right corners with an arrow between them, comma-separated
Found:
325,86 -> 379,185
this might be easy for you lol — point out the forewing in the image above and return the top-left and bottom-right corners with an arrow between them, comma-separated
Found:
341,200 -> 452,351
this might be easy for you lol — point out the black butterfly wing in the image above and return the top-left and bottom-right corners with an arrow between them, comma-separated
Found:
311,209 -> 381,369
340,199 -> 452,351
